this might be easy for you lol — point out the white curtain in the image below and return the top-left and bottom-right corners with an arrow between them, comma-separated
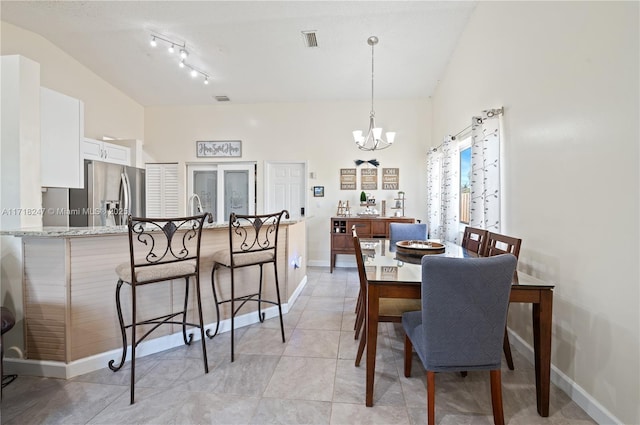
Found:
427,112 -> 502,242
469,115 -> 502,232
426,135 -> 459,242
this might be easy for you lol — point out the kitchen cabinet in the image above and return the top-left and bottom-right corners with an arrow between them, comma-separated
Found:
40,87 -> 84,188
82,138 -> 130,165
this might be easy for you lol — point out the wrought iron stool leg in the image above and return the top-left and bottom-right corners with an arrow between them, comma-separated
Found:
230,267 -> 235,362
194,276 -> 209,373
273,262 -> 286,343
206,264 -> 222,339
108,279 -> 128,371
257,264 -> 266,322
130,283 -> 137,404
182,277 -> 193,346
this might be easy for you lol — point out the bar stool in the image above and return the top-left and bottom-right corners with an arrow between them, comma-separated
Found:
1,306 -> 17,399
206,210 -> 289,362
108,213 -> 211,404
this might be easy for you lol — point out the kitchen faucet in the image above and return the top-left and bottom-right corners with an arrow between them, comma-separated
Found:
189,193 -> 204,215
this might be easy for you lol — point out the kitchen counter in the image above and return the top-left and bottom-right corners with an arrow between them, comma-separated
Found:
0,217 -> 305,238
4,218 -> 307,379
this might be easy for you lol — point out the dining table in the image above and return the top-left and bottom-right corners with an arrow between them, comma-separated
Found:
360,238 -> 554,417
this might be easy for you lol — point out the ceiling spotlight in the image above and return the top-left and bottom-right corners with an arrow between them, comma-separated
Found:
190,69 -> 198,78
179,59 -> 185,68
168,44 -> 175,54
204,77 -> 209,85
150,36 -> 157,47
180,49 -> 189,59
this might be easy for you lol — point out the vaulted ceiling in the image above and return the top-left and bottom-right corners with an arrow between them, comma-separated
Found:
1,1 -> 476,106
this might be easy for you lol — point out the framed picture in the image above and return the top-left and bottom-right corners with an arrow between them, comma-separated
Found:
313,186 -> 325,197
196,140 -> 242,158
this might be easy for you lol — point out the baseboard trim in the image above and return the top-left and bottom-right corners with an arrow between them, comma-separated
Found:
507,328 -> 620,425
5,275 -> 307,380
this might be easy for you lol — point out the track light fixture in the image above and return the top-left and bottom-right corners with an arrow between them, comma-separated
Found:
149,32 -> 211,86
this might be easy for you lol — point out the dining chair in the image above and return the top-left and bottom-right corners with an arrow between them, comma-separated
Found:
461,226 -> 488,255
108,213 -> 212,404
402,254 -> 517,425
354,222 -> 425,338
389,222 -> 428,246
207,210 -> 289,362
485,231 -> 522,370
353,228 -> 421,365
485,232 -> 522,258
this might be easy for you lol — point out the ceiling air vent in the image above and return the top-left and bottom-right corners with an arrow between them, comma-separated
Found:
214,95 -> 230,102
302,31 -> 318,48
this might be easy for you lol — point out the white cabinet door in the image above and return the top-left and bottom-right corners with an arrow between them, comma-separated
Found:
81,137 -> 103,160
82,138 -> 130,166
103,142 -> 130,165
40,87 -> 84,188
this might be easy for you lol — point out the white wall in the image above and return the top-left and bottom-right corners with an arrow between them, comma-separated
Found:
431,2 -> 639,424
0,22 -> 144,141
145,99 -> 431,266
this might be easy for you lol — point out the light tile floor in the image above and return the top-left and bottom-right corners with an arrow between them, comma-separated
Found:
1,267 -> 596,424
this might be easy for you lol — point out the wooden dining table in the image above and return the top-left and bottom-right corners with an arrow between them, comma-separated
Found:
360,239 -> 554,417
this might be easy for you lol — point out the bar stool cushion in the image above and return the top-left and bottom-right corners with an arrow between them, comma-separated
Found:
1,307 -> 15,335
116,260 -> 197,284
211,249 -> 274,268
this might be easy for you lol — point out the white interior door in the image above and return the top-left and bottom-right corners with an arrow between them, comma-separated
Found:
265,161 -> 306,218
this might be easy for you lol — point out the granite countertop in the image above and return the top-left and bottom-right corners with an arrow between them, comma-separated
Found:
1,217 -> 305,238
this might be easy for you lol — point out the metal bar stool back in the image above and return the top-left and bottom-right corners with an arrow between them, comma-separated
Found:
207,210 -> 289,361
108,213 -> 212,404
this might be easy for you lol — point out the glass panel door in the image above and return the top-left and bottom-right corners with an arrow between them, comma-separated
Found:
193,169 -> 217,221
187,162 -> 255,223
224,170 -> 249,217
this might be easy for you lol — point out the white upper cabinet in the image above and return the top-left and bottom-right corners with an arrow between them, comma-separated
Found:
40,87 -> 84,188
82,138 -> 130,166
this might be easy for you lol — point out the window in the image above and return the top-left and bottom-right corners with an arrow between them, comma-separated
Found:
459,145 -> 471,224
187,162 -> 256,222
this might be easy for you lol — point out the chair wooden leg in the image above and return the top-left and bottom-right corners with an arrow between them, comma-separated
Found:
427,371 -> 436,425
503,327 -> 514,370
354,326 -> 366,366
354,304 -> 364,340
403,335 -> 413,377
490,369 -> 505,425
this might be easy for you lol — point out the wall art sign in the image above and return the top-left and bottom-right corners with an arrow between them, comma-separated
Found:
340,168 -> 357,190
313,186 -> 325,197
196,140 -> 242,158
360,168 -> 378,190
382,168 -> 399,190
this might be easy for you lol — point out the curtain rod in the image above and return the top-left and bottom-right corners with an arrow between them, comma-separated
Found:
428,107 -> 504,154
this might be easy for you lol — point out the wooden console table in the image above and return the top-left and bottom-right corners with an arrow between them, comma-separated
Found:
330,216 -> 415,272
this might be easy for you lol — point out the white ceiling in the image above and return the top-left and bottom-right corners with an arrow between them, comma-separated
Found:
1,1 -> 476,106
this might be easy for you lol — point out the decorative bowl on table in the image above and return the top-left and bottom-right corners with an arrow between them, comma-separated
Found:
395,240 -> 445,257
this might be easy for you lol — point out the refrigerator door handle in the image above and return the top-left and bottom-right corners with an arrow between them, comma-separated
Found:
121,171 -> 131,220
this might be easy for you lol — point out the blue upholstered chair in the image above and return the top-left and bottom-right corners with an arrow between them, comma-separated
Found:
402,254 -> 517,425
389,222 -> 428,251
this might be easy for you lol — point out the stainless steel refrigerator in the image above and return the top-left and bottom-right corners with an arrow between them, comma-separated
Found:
65,160 -> 145,226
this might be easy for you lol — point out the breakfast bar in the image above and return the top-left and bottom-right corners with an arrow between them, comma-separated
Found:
3,219 -> 307,377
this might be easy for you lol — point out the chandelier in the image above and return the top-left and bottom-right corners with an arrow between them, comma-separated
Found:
352,36 -> 395,151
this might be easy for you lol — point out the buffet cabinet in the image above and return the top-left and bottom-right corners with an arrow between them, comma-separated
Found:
330,216 -> 415,272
